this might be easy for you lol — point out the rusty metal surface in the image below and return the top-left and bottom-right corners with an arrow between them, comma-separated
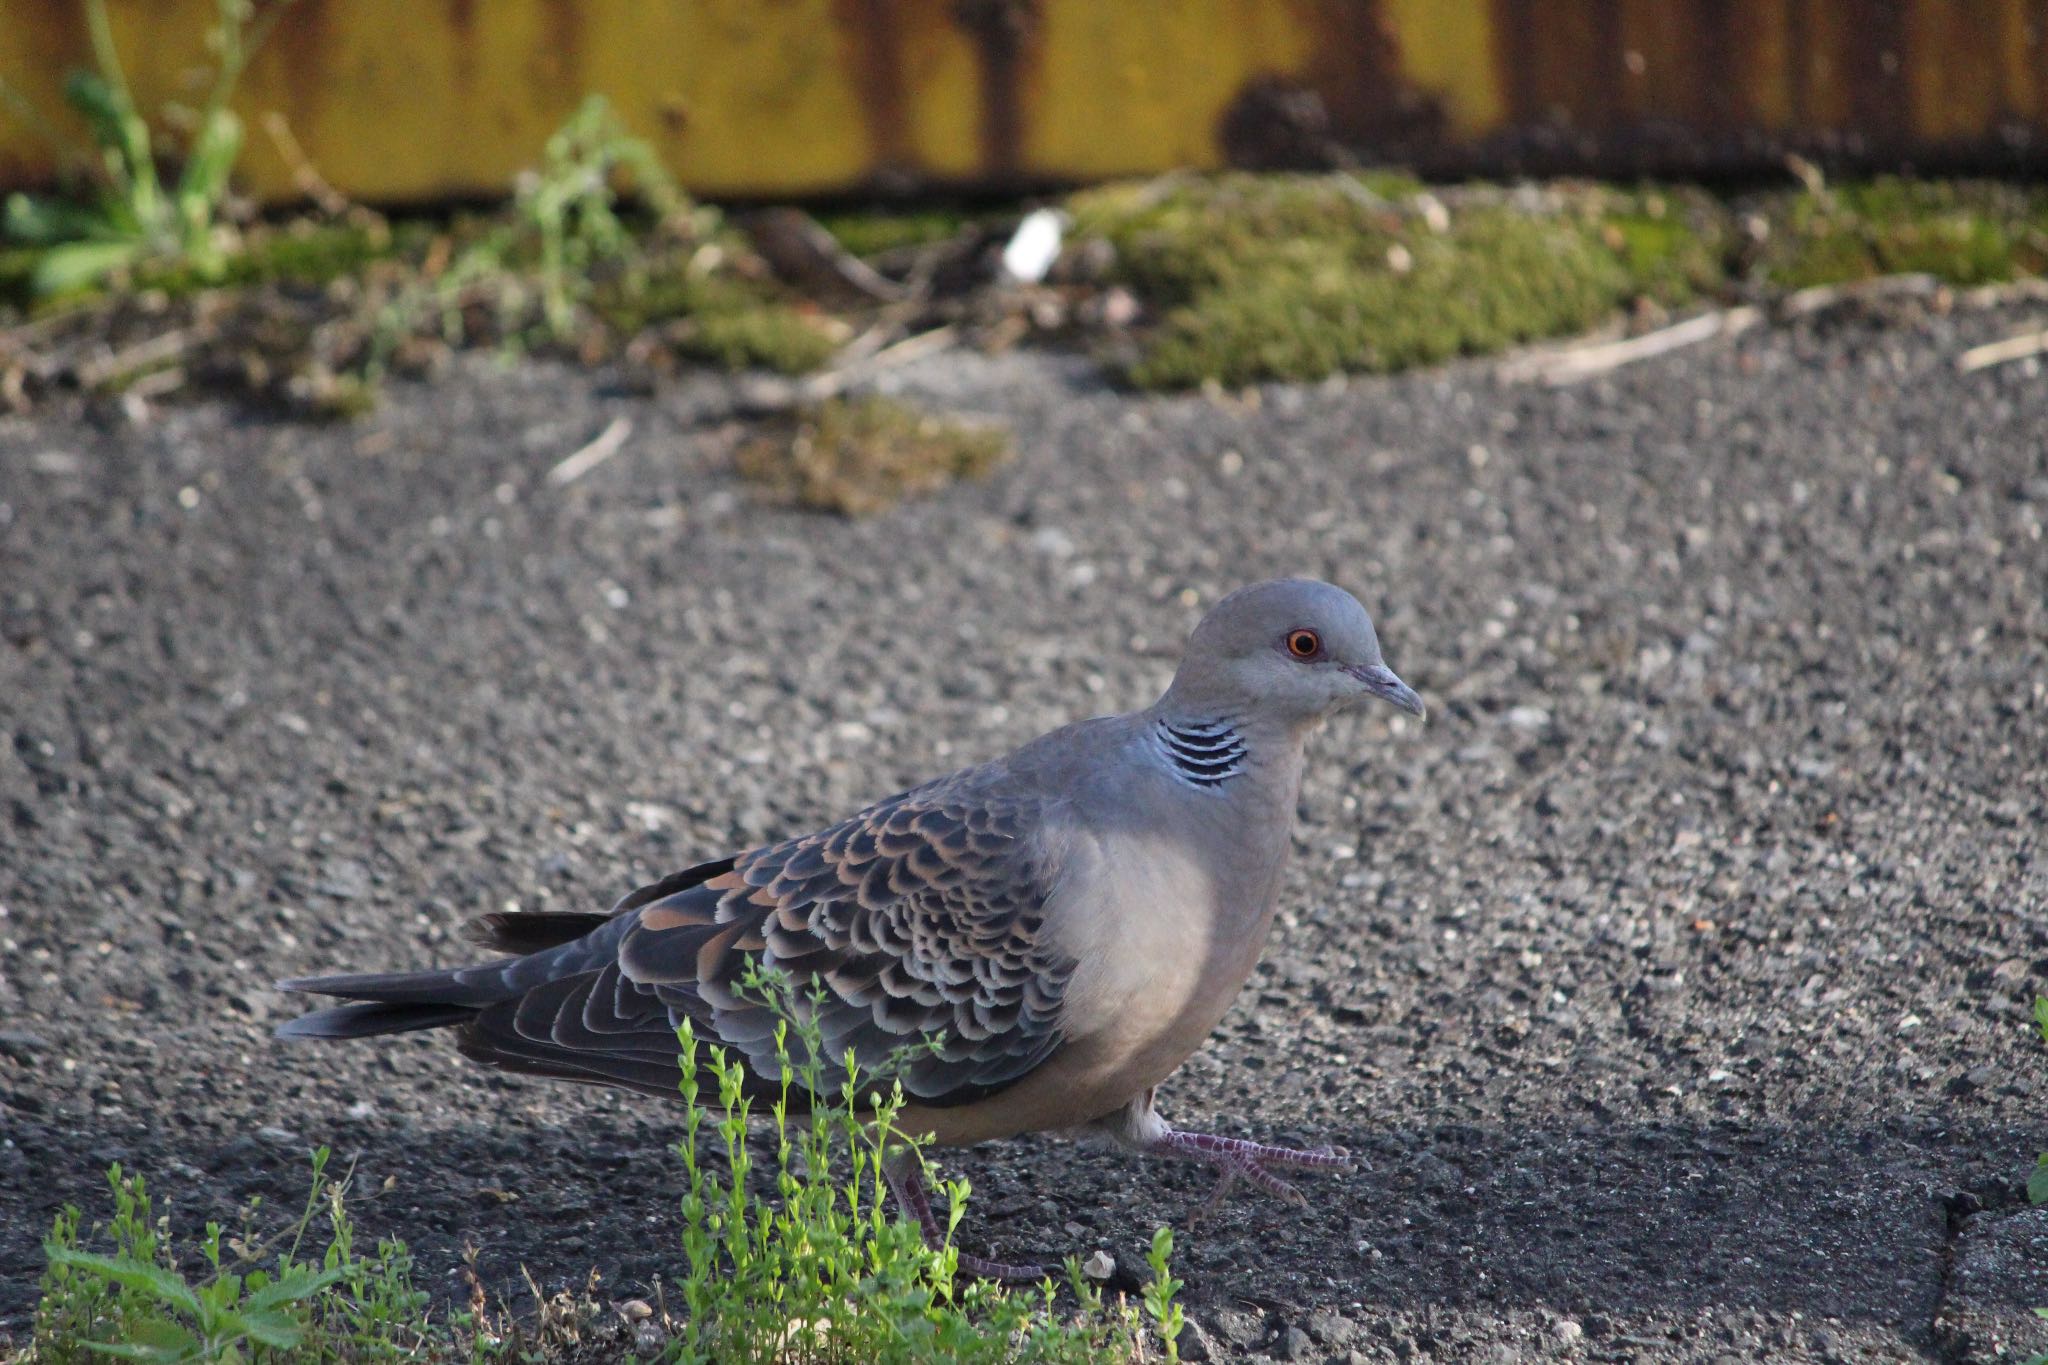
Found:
1,1 -> 2044,204
1466,0 -> 2047,174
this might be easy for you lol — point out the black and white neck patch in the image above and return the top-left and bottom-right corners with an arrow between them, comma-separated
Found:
1155,718 -> 1249,789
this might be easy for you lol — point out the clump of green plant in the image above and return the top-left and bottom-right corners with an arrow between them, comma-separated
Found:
735,395 -> 1012,516
1756,177 -> 2048,291
368,95 -> 840,382
30,1148 -> 430,1364
667,965 -> 1182,1364
1069,174 -> 1721,389
512,92 -> 685,337
385,93 -> 686,352
0,0 -> 290,298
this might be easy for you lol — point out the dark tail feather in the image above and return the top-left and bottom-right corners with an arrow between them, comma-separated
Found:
464,910 -> 611,954
276,923 -> 624,1042
275,965 -> 510,1007
276,1001 -> 476,1040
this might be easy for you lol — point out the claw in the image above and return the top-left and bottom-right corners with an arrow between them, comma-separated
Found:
1262,1143 -> 1355,1173
1151,1127 -> 1350,1215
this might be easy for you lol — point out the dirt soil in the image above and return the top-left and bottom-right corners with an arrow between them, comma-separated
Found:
2,301 -> 2045,1362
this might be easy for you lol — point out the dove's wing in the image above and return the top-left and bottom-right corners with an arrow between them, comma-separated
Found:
449,779 -> 1077,1107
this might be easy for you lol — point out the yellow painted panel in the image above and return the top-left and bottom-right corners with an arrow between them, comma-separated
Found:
574,0 -> 879,195
1793,1 -> 1851,131
2007,0 -> 2039,127
1383,0 -> 1500,135
1908,0 -> 2003,141
1746,0 -> 1795,132
2,1 -> 2046,203
1025,0 -> 1320,178
894,2 -> 985,179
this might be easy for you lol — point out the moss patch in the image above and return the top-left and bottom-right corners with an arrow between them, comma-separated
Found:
157,218 -> 424,296
1071,175 -> 1728,389
0,219 -> 417,311
1068,173 -> 2048,390
734,395 -> 1010,516
596,270 -> 845,374
1752,177 -> 2048,290
680,299 -> 844,373
815,208 -> 979,259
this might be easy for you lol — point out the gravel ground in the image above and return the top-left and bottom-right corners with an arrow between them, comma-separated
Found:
2,300 -> 2046,1362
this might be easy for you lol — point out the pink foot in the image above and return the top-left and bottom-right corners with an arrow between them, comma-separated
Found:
1149,1128 -> 1355,1220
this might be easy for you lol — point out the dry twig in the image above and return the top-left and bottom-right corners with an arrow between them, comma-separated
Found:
1956,327 -> 2048,374
261,112 -> 353,219
1777,273 -> 1940,319
546,415 -> 633,486
734,325 -> 960,415
74,328 -> 195,390
1499,308 -> 1760,386
1956,279 -> 2048,309
741,208 -> 906,304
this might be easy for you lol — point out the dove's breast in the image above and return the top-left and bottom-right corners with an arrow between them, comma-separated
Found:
902,755 -> 1300,1146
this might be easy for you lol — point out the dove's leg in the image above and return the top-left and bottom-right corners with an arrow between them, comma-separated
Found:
881,1151 -> 1050,1283
1100,1088 -> 1353,1210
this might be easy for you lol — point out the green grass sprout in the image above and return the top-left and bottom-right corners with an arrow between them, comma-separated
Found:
0,0 -> 293,298
30,1149 -> 429,1364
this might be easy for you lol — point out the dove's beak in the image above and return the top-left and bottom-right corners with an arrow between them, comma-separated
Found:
1346,662 -> 1426,719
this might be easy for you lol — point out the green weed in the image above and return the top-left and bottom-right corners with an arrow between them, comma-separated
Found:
376,93 -> 687,360
515,92 -> 684,337
0,0 -> 289,298
364,95 -> 838,383
665,963 -> 1173,1363
29,1149 -> 430,1364
1140,1227 -> 1185,1363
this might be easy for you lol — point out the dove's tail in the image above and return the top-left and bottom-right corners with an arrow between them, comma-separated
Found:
274,997 -> 478,1039
274,963 -> 513,1040
271,855 -> 748,1101
274,910 -> 619,1040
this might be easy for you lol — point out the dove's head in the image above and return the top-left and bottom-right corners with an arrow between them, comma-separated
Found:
1161,578 -> 1424,726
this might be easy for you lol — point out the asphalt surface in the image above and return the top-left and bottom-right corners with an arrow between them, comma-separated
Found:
2,300 -> 2046,1362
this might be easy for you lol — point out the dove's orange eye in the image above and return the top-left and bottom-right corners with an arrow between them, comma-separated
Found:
1285,629 -> 1322,660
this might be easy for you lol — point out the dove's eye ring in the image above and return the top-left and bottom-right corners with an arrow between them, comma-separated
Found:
1285,629 -> 1322,660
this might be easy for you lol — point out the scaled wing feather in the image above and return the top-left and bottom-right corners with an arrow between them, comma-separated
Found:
460,783 -> 1074,1107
